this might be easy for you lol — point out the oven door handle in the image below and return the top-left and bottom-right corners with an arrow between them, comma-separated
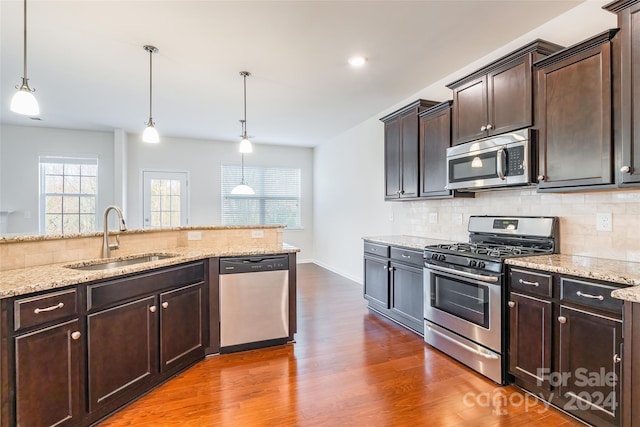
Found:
497,147 -> 506,180
426,324 -> 499,360
425,263 -> 499,283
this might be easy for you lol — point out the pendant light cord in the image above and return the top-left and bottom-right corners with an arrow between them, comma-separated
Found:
148,48 -> 153,120
243,73 -> 247,137
22,0 -> 28,80
241,153 -> 246,184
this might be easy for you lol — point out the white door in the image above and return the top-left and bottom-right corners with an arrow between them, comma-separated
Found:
142,171 -> 189,228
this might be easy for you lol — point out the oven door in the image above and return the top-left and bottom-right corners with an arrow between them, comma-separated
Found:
423,263 -> 502,352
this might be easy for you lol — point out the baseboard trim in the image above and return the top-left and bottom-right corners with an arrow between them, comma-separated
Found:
308,259 -> 362,285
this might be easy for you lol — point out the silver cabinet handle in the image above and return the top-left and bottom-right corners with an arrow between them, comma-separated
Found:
162,302 -> 169,309
558,316 -> 567,324
519,279 -> 539,287
399,190 -> 405,195
383,265 -> 387,270
576,291 -> 604,301
486,124 -> 493,130
508,301 -> 515,308
34,302 -> 64,314
389,267 -> 395,272
149,306 -> 157,313
614,353 -> 622,363
481,125 -> 487,131
401,254 -> 410,259
538,175 -> 545,182
621,165 -> 631,173
71,331 -> 81,340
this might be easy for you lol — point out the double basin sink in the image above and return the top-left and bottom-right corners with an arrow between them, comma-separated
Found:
67,254 -> 176,271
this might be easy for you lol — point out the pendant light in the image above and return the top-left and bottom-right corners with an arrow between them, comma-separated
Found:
231,119 -> 255,195
238,71 -> 253,153
10,0 -> 39,116
142,45 -> 159,143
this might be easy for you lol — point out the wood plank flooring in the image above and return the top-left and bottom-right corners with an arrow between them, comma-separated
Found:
99,263 -> 582,426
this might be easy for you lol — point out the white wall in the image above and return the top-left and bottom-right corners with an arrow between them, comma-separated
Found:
126,134 -> 314,260
312,1 -> 618,282
0,124 -> 115,234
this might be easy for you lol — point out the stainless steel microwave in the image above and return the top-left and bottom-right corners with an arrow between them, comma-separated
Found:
446,129 -> 535,191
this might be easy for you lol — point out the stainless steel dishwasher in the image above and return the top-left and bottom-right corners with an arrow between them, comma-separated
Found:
219,255 -> 289,352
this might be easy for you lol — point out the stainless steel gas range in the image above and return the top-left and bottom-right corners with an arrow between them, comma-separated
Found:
423,216 -> 558,384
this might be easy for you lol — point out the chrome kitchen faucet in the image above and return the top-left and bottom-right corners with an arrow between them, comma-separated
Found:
102,205 -> 127,258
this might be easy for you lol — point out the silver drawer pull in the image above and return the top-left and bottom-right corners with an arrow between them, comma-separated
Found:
614,353 -> 622,364
149,306 -> 157,313
576,291 -> 604,301
558,316 -> 567,324
34,302 -> 64,314
508,301 -> 516,308
519,279 -> 539,287
401,254 -> 410,258
71,331 -> 81,340
162,302 -> 169,309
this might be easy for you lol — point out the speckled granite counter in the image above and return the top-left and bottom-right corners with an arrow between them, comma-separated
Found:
506,254 -> 640,302
363,235 -> 455,251
0,244 -> 298,299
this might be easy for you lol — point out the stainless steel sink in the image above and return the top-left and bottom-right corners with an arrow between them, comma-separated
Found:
67,254 -> 176,271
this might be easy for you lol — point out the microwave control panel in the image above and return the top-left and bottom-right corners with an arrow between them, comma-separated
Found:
507,146 -> 525,176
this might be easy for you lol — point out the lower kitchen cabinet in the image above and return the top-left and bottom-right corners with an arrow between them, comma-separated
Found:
508,267 -> 625,427
88,295 -> 158,413
363,241 -> 424,335
15,319 -> 82,426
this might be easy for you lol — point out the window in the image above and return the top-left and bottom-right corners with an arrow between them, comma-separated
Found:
221,165 -> 301,228
39,156 -> 98,235
142,171 -> 189,228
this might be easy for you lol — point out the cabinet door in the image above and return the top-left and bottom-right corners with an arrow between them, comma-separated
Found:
364,256 -> 389,309
537,40 -> 614,190
15,319 -> 82,427
390,262 -> 423,333
452,76 -> 487,145
618,3 -> 640,185
508,293 -> 552,390
160,283 -> 205,373
558,306 -> 622,426
488,56 -> 532,136
87,296 -> 158,412
420,104 -> 452,198
399,112 -> 419,198
384,119 -> 401,199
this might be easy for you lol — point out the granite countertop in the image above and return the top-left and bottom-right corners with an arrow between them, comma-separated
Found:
506,254 -> 640,303
363,235 -> 455,251
0,244 -> 299,299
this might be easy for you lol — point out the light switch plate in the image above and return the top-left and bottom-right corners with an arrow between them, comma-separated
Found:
596,213 -> 612,232
428,213 -> 438,224
252,229 -> 264,238
187,231 -> 202,240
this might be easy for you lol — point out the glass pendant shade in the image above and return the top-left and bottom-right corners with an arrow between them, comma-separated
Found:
10,82 -> 39,116
239,136 -> 253,153
230,184 -> 255,195
143,122 -> 159,143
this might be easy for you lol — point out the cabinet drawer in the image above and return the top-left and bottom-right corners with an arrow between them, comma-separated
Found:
510,268 -> 552,297
14,288 -> 78,331
560,278 -> 623,314
390,247 -> 423,268
364,242 -> 389,258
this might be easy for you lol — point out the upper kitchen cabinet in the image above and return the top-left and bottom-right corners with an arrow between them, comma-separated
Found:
605,0 -> 640,186
381,99 -> 438,200
447,40 -> 564,145
534,29 -> 619,192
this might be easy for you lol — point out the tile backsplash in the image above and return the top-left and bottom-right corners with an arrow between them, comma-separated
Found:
391,188 -> 640,262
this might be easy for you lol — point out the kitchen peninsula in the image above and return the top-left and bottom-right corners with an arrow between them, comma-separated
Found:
0,225 -> 299,426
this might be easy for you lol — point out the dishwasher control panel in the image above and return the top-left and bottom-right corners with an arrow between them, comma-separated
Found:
219,255 -> 289,274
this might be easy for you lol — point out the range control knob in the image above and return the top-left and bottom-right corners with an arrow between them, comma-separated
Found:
438,254 -> 446,261
431,253 -> 439,260
468,260 -> 477,267
477,261 -> 485,269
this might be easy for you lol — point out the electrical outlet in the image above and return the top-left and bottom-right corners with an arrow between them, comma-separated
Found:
596,213 -> 612,232
453,213 -> 463,225
187,231 -> 202,241
251,229 -> 264,238
428,213 -> 438,224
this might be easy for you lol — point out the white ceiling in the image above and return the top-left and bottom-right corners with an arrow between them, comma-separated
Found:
0,0 -> 583,147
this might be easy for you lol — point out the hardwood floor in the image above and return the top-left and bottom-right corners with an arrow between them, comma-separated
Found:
99,263 -> 581,426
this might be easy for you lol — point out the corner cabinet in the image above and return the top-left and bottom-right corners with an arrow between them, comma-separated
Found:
446,40 -> 563,145
605,0 -> 640,186
364,241 -> 424,334
534,29 -> 619,191
381,99 -> 438,200
508,267 -> 625,427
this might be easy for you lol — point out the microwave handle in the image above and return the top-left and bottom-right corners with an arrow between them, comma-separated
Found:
496,147 -> 506,180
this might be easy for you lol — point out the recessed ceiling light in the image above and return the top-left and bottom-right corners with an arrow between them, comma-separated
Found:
348,56 -> 367,68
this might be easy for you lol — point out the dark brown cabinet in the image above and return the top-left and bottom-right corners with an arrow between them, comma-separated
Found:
363,241 -> 424,335
381,99 -> 438,200
447,40 -> 563,145
605,0 -> 640,186
534,30 -> 618,191
160,283 -> 205,372
508,267 -> 625,427
15,319 -> 82,426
